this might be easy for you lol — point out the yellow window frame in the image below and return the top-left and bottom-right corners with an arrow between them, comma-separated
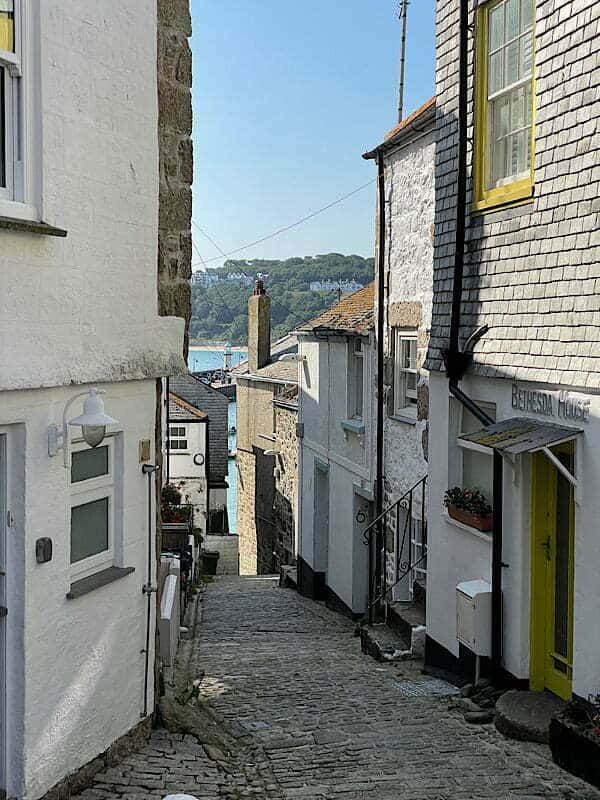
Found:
473,0 -> 536,213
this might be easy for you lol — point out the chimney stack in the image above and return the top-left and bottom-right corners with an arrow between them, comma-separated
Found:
248,279 -> 271,374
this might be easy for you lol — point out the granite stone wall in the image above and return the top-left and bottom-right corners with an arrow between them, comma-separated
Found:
427,0 -> 600,388
273,404 -> 298,568
157,0 -> 193,358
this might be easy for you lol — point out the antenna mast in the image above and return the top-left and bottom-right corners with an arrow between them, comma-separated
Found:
397,0 -> 409,122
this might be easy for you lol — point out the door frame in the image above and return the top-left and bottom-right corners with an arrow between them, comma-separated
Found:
530,446 -> 575,700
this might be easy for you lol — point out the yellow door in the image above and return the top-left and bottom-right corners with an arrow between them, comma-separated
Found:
530,444 -> 575,701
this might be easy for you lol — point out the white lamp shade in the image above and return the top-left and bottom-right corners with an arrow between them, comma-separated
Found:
68,389 -> 118,428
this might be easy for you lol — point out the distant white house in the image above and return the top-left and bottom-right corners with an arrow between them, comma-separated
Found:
168,394 -> 209,534
296,286 -> 376,616
310,279 -> 364,294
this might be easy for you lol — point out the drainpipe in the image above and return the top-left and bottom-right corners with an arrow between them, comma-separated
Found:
141,463 -> 159,718
443,0 -> 504,672
373,150 -> 386,623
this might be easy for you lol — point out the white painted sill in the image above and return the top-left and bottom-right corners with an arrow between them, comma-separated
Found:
389,410 -> 417,426
442,510 -> 493,543
341,419 -> 365,435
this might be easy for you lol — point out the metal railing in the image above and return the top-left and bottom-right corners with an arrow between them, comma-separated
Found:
363,475 -> 427,622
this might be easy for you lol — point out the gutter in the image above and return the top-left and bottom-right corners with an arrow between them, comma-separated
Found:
443,0 -> 504,673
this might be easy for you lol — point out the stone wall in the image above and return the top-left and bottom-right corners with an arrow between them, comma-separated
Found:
427,0 -> 600,388
157,0 -> 193,358
237,448 -> 257,575
273,404 -> 298,568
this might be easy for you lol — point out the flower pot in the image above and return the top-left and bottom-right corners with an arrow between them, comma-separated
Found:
447,504 -> 493,532
550,703 -> 600,789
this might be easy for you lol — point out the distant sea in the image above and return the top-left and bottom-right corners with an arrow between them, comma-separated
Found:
187,347 -> 247,534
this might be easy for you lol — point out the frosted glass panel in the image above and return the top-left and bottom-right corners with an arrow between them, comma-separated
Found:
71,446 -> 109,483
71,498 -> 109,563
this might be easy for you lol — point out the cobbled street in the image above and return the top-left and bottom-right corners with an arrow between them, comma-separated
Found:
82,577 -> 600,800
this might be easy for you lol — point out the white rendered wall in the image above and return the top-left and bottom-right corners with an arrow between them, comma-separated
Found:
1,380 -> 157,800
298,335 -> 376,613
0,0 -> 185,394
427,371 -> 600,697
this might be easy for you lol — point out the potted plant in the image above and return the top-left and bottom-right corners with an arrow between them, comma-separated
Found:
161,483 -> 182,506
549,695 -> 600,789
444,487 -> 493,532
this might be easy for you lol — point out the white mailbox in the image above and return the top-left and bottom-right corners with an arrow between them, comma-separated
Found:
456,579 -> 492,656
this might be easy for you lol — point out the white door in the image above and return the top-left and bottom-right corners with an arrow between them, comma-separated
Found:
0,434 -> 6,799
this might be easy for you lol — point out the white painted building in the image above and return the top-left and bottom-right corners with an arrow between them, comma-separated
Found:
425,0 -> 600,703
167,394 -> 209,535
362,100 -> 435,613
0,2 -> 187,798
296,286 -> 376,616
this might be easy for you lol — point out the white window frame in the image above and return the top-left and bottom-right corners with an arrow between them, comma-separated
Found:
393,330 -> 418,423
456,401 -> 496,504
168,425 -> 189,452
70,439 -> 115,579
347,337 -> 365,421
0,0 -> 39,220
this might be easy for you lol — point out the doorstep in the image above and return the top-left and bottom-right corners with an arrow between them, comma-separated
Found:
495,689 -> 566,744
387,600 -> 426,643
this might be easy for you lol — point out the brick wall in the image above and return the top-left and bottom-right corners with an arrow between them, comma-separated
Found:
428,0 -> 600,389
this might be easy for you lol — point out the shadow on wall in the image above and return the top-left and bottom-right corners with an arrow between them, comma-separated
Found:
273,488 -> 295,569
254,447 -> 277,574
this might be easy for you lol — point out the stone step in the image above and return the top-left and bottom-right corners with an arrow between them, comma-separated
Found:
495,689 -> 566,744
387,600 -> 426,643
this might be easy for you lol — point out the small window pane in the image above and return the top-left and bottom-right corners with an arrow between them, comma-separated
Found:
0,1 -> 14,53
489,3 -> 504,51
406,372 -> 417,393
505,0 -> 520,41
521,0 -> 534,31
71,446 -> 109,483
71,498 -> 109,563
520,31 -> 534,75
505,39 -> 520,85
489,50 -> 504,95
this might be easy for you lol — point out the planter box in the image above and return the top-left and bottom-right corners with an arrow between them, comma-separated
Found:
550,703 -> 600,789
447,504 -> 493,532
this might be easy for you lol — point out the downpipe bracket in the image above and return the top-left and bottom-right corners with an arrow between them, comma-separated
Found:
142,583 -> 158,595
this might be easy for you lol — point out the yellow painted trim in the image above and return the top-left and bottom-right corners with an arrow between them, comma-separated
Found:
473,0 -> 536,212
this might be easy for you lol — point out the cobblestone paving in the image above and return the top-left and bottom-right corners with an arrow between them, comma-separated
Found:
82,576 -> 600,800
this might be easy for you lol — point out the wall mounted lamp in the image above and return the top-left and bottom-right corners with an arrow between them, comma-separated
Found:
48,388 -> 118,468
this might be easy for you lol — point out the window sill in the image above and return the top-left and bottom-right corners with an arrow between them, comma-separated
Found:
341,419 -> 365,435
472,182 -> 533,215
443,511 -> 492,543
66,566 -> 135,599
389,410 -> 417,426
0,215 -> 68,237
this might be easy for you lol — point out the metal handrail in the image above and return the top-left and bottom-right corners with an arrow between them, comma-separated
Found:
362,475 -> 427,544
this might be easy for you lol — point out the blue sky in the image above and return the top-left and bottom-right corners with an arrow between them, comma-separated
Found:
190,0 -> 435,270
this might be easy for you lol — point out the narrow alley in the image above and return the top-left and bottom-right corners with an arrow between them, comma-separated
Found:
82,578 -> 599,800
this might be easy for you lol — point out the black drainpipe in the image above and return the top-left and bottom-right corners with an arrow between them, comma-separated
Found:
373,149 -> 386,623
443,0 -> 504,672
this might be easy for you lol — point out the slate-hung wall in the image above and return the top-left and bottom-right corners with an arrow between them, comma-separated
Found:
428,0 -> 600,388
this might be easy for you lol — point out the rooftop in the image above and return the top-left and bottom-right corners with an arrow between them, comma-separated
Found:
169,393 -> 208,421
297,283 -> 375,336
363,96 -> 436,160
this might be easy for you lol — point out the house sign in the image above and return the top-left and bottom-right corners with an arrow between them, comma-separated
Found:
512,384 -> 590,423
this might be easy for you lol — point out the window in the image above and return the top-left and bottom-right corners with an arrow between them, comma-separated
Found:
70,442 -> 114,575
0,0 -> 23,205
348,338 -> 365,420
475,0 -> 535,210
168,425 -> 188,451
458,403 -> 496,506
393,331 -> 418,421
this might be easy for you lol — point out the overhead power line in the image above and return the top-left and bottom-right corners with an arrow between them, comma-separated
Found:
191,177 -> 376,268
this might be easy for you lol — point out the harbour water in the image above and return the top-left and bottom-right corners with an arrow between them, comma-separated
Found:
187,347 -> 247,533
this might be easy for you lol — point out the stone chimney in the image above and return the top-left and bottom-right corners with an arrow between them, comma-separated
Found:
248,280 -> 271,374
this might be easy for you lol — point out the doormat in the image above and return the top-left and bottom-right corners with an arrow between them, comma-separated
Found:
391,677 -> 460,697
